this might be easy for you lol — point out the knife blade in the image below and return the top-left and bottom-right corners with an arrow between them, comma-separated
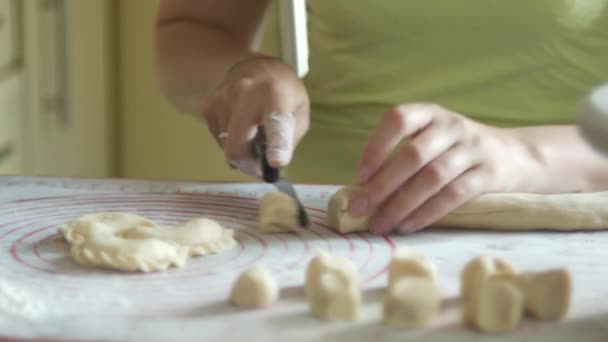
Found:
255,127 -> 309,227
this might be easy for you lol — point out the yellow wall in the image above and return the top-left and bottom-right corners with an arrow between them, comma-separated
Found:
117,1 -> 281,181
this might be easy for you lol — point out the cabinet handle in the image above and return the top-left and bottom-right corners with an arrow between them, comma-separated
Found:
39,0 -> 69,126
0,143 -> 13,165
0,14 -> 5,30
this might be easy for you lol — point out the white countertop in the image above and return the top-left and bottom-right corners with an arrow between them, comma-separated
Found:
0,176 -> 606,342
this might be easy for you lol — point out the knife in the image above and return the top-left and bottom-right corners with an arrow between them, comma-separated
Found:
255,127 -> 310,227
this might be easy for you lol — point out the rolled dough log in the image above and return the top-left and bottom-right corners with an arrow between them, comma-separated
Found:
436,192 -> 608,230
305,251 -> 361,321
258,192 -> 301,233
59,213 -> 236,273
327,186 -> 608,232
383,277 -> 440,328
229,265 -> 278,308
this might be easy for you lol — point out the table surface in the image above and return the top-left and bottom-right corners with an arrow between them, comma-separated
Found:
0,176 -> 606,342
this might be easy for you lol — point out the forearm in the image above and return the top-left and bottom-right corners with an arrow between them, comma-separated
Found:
154,20 -> 257,114
505,125 -> 608,193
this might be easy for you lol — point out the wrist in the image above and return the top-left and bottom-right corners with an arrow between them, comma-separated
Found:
225,54 -> 286,77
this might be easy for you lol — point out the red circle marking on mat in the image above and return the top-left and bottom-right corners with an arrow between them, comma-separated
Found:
43,209 -> 322,279
0,193 -> 328,222
2,206 -> 336,288
8,213 -> 271,281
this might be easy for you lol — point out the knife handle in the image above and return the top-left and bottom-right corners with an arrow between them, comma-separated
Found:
255,127 -> 280,183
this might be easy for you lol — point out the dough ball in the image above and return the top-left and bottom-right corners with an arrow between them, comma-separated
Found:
461,255 -> 518,300
230,265 -> 278,308
388,247 -> 437,287
327,186 -> 370,233
464,275 -> 524,333
305,251 -> 361,321
258,192 -> 300,233
517,269 -> 571,321
383,276 -> 440,329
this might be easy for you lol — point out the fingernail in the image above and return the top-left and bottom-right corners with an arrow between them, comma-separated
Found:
229,159 -> 261,178
371,217 -> 391,234
349,197 -> 368,216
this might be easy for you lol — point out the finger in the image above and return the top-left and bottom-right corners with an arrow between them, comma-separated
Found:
224,80 -> 262,177
370,143 -> 481,234
260,82 -> 307,168
263,112 -> 296,167
358,104 -> 437,184
396,167 -> 486,234
202,91 -> 228,147
350,115 -> 462,217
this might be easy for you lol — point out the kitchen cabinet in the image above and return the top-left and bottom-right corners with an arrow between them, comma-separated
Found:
0,72 -> 22,174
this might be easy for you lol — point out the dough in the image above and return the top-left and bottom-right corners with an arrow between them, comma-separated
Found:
326,185 -> 608,232
327,186 -> 369,233
229,265 -> 278,308
436,192 -> 608,230
460,255 -> 518,300
388,247 -> 437,287
517,269 -> 571,321
258,192 -> 301,233
464,275 -> 524,333
59,212 -> 236,272
305,251 -> 361,321
383,276 -> 440,328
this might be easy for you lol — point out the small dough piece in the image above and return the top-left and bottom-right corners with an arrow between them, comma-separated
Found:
461,255 -> 518,300
305,251 -> 361,321
383,276 -> 440,328
388,247 -> 437,287
229,265 -> 278,308
464,276 -> 524,333
59,212 -> 236,273
327,186 -> 370,233
258,192 -> 300,233
517,269 -> 571,321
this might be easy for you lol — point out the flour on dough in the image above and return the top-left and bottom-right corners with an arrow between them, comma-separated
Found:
59,212 -> 236,273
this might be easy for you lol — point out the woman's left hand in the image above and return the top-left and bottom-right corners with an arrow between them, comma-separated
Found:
349,103 -> 540,234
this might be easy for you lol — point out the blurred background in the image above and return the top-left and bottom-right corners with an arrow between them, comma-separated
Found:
0,0 -> 306,182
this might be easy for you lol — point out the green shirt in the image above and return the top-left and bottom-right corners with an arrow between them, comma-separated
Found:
287,0 -> 608,184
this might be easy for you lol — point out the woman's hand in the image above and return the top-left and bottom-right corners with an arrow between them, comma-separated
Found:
202,56 -> 310,177
350,103 -> 542,234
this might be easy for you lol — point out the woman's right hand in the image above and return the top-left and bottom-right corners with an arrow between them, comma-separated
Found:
202,56 -> 310,178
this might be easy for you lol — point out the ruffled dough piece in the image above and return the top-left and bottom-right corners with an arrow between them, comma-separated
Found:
59,212 -> 155,244
121,218 -> 236,256
59,212 -> 236,273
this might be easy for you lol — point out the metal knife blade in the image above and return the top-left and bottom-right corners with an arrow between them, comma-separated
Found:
254,127 -> 309,227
